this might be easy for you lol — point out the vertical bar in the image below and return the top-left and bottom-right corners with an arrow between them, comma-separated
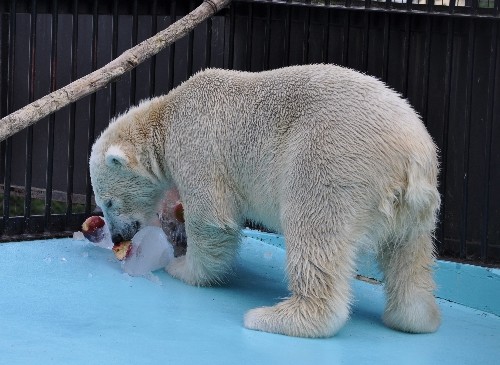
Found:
2,0 -> 16,233
382,13 -> 390,82
66,0 -> 78,222
85,0 -> 98,215
402,14 -> 411,98
448,0 -> 456,14
481,21 -> 498,262
460,19 -> 476,259
421,16 -> 432,124
149,0 -> 157,98
427,0 -> 435,13
263,4 -> 271,70
245,3 -> 253,70
322,8 -> 331,64
438,17 -> 455,254
130,0 -> 138,105
187,0 -> 195,76
363,12 -> 370,73
304,6 -> 311,64
471,0 -> 479,14
283,4 -> 292,66
24,0 -> 37,230
168,0 -> 177,91
45,0 -> 58,230
110,0 -> 118,117
342,11 -> 350,67
205,12 -> 212,68
226,0 -> 235,70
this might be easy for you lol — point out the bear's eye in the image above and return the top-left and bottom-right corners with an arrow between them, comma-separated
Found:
105,200 -> 113,209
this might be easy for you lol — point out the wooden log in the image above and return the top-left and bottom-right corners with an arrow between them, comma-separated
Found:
0,0 -> 232,141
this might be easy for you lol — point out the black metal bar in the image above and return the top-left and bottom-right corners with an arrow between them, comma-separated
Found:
130,0 -> 138,105
449,0 -> 457,15
24,0 -> 37,229
3,0 -> 17,231
205,13 -> 213,68
304,6 -> 311,63
322,7 -> 331,64
263,4 -> 271,69
85,0 -> 98,216
65,0 -> 78,223
245,3 -> 254,70
382,13 -> 390,81
421,15 -> 432,124
188,0 -> 195,76
44,0 -> 58,230
168,0 -> 176,91
438,17 -> 454,254
110,0 -> 118,117
406,0 -> 412,12
363,12 -> 370,72
471,0 -> 479,15
481,21 -> 498,261
460,18 -> 476,259
343,11 -> 351,67
427,0 -> 435,13
149,0 -> 157,98
402,14 -> 411,98
227,0 -> 235,69
282,3 -> 292,66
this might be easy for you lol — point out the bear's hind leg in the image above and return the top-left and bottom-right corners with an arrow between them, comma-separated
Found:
379,232 -> 441,333
244,220 -> 357,338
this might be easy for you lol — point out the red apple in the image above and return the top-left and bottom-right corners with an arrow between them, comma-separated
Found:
112,241 -> 132,261
81,216 -> 106,243
173,202 -> 185,223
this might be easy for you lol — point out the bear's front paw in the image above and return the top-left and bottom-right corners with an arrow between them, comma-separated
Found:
244,296 -> 349,338
166,255 -> 220,286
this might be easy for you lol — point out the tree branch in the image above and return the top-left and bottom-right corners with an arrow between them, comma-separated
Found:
0,0 -> 232,141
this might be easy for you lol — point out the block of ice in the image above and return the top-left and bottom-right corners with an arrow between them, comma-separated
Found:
88,222 -> 113,250
121,226 -> 174,276
73,231 -> 85,240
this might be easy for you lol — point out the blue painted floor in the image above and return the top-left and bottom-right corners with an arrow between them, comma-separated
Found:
1,236 -> 499,365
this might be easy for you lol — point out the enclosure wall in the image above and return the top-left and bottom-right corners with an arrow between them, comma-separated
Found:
0,0 -> 499,265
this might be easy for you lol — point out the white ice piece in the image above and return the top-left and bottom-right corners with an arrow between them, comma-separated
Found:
87,220 -> 113,250
73,231 -> 85,240
121,226 -> 174,276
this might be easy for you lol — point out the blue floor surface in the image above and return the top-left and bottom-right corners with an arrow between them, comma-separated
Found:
1,236 -> 499,365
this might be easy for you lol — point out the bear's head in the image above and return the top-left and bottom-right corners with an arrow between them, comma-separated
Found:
90,130 -> 168,244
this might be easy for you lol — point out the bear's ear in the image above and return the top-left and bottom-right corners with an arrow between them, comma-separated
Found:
105,145 -> 129,168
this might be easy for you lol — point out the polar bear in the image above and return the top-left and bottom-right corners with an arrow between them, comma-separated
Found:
89,64 -> 441,338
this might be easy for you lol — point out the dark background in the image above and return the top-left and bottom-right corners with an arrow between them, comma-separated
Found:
0,0 -> 499,265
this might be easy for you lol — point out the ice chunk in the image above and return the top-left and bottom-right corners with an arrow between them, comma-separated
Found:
73,231 -> 85,240
87,221 -> 113,250
121,226 -> 174,276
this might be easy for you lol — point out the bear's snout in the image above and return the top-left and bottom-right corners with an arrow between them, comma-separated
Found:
112,233 -> 124,244
108,220 -> 140,243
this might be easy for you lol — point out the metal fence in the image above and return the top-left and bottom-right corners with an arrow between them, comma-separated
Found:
0,0 -> 499,265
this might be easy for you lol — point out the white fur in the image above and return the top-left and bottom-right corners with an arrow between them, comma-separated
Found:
90,64 -> 441,338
